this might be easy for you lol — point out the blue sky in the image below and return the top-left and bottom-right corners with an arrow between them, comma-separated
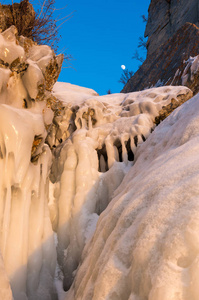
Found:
4,0 -> 150,95
56,0 -> 150,95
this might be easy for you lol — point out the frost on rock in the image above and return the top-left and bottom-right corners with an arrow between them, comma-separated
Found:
50,82 -> 192,292
0,25 -> 63,109
181,55 -> 199,95
66,90 -> 199,300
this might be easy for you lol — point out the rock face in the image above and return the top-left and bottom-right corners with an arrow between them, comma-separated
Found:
122,0 -> 199,94
0,0 -> 35,38
145,0 -> 199,56
121,23 -> 199,94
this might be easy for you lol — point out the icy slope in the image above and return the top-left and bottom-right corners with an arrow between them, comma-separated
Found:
51,83 -> 192,292
66,91 -> 199,300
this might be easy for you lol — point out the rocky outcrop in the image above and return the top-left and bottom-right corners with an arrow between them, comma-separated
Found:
0,0 -> 35,38
145,0 -> 199,56
154,90 -> 193,125
0,25 -> 63,160
121,23 -> 199,94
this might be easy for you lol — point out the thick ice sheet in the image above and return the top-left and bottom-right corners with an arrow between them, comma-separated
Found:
50,83 -> 192,293
66,92 -> 199,300
0,26 -> 59,300
0,104 -> 56,300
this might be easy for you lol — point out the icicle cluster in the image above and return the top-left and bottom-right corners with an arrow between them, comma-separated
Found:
0,25 -> 63,300
50,82 -> 192,292
66,86 -> 199,300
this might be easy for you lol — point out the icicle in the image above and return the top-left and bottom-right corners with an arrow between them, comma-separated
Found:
105,136 -> 115,169
113,145 -> 119,162
130,135 -> 136,155
121,136 -> 128,164
2,186 -> 11,258
88,115 -> 92,130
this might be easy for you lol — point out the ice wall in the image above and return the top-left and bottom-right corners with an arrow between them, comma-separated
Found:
66,88 -> 199,300
0,26 -> 63,299
50,82 -> 192,292
0,105 -> 56,300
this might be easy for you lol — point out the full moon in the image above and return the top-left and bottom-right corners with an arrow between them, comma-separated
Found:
121,65 -> 126,70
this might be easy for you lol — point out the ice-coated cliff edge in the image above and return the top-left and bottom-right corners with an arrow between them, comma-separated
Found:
0,25 -> 199,300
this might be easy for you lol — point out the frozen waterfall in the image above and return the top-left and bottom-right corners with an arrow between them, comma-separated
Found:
0,25 -> 198,300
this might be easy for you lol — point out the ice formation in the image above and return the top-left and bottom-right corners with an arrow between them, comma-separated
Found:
50,82 -> 192,292
181,55 -> 199,95
0,105 -> 56,300
0,25 -> 197,300
0,26 -> 61,299
66,90 -> 199,300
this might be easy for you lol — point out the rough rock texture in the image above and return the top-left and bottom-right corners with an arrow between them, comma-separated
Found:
154,90 -> 193,125
145,0 -> 199,56
0,0 -> 35,38
121,23 -> 199,94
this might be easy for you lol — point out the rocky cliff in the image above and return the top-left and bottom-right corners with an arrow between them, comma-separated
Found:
122,0 -> 199,94
145,0 -> 199,56
0,0 -> 35,38
122,23 -> 199,94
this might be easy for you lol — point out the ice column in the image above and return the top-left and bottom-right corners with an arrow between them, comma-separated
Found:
0,104 -> 57,300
